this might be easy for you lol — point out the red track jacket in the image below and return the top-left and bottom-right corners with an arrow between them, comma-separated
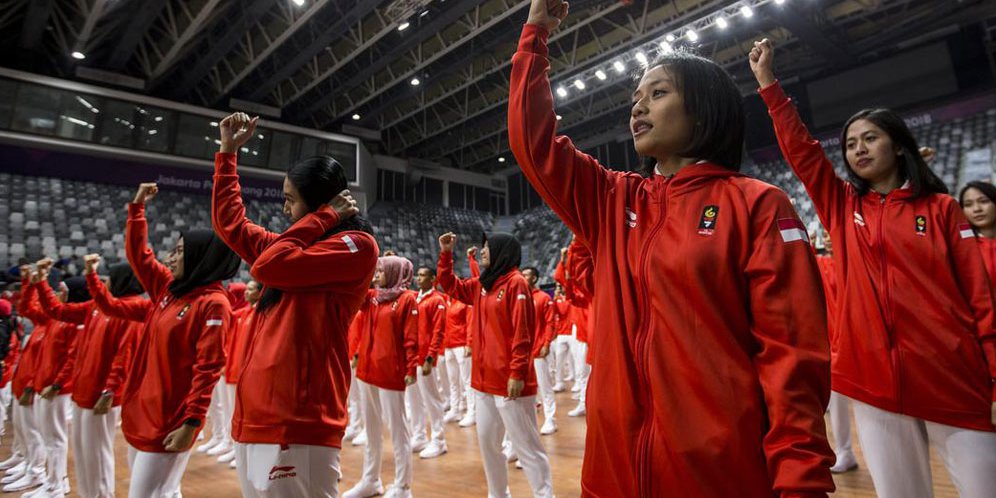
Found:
509,24 -> 834,497
762,81 -> 996,431
443,295 -> 471,349
213,153 -> 378,449
122,203 -> 230,452
415,289 -> 447,364
13,279 -> 47,399
438,250 -> 536,397
355,290 -> 419,392
86,272 -> 151,403
224,306 -> 254,384
530,288 -> 555,358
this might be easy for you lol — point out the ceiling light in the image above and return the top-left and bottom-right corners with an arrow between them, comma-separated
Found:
659,41 -> 672,53
595,70 -> 607,80
740,6 -> 754,18
154,116 -> 163,122
716,17 -> 728,29
291,0 -> 305,5
686,29 -> 699,42
613,60 -> 625,73
352,114 -> 361,121
573,79 -> 585,90
71,51 -> 85,60
498,157 -> 506,163
148,129 -> 158,135
210,121 -> 218,127
665,34 -> 676,42
556,87 -> 568,98
635,51 -> 648,65
398,21 -> 410,31
410,77 -> 420,86
556,115 -> 562,121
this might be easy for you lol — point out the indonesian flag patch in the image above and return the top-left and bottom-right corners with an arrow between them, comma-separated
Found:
205,316 -> 224,327
958,223 -> 976,239
778,218 -> 809,244
342,235 -> 359,253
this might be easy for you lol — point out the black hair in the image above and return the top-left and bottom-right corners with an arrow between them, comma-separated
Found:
257,155 -> 375,311
416,266 -> 436,276
840,109 -> 948,198
636,49 -> 745,177
959,180 -> 996,207
521,266 -> 539,276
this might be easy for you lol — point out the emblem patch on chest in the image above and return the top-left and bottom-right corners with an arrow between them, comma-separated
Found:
625,208 -> 638,229
697,205 -> 719,236
176,303 -> 191,320
915,215 -> 927,236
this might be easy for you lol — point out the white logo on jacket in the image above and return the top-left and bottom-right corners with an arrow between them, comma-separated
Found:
853,211 -> 865,227
625,208 -> 638,228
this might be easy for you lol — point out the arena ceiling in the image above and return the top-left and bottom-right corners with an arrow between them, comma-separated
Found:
0,0 -> 993,173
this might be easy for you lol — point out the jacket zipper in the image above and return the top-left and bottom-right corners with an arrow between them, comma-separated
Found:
875,195 -> 901,410
635,179 -> 670,497
234,309 -> 265,433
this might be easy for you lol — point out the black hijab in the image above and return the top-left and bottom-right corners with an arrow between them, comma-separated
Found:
479,232 -> 521,292
168,229 -> 241,298
63,276 -> 91,303
108,262 -> 144,298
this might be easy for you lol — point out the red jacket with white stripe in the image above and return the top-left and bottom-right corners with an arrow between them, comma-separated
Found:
31,283 -> 82,395
415,289 -> 447,364
86,272 -> 151,403
355,290 -> 419,391
509,24 -> 834,497
530,288 -> 555,358
122,203 -> 230,452
554,257 -> 590,343
551,296 -> 571,337
763,81 -> 996,431
13,279 -> 47,398
213,153 -> 378,449
38,278 -> 142,408
438,251 -> 536,397
443,295 -> 471,349
978,237 -> 996,287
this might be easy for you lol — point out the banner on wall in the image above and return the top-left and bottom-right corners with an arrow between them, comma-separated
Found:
0,143 -> 285,201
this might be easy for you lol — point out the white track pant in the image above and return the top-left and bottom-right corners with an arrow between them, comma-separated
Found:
475,391 -> 553,498
71,403 -> 118,497
552,335 -> 573,385
358,381 -> 412,489
406,369 -> 446,446
346,368 -> 363,434
828,392 -> 854,460
223,383 -> 236,437
852,399 -> 996,498
14,403 -> 44,478
533,357 -> 555,422
235,443 -> 340,498
572,339 -> 590,405
127,446 -> 191,498
444,347 -> 473,417
0,384 -> 11,432
37,394 -> 70,490
435,360 -> 449,404
208,381 -> 226,442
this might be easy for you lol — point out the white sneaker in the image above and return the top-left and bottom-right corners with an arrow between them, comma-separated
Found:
419,440 -> 448,459
39,477 -> 70,497
3,462 -> 26,480
568,405 -> 586,417
342,479 -> 384,498
503,445 -> 517,463
830,452 -> 859,474
458,414 -> 476,427
206,441 -> 231,456
552,382 -> 565,393
0,454 -> 23,471
229,459 -> 237,470
515,460 -> 524,470
351,431 -> 368,446
217,449 -> 236,463
571,384 -> 581,393
442,410 -> 461,424
2,472 -> 42,493
2,470 -> 25,485
411,437 -> 429,454
540,419 -> 557,435
344,424 -> 362,442
384,485 -> 412,498
196,437 -> 221,453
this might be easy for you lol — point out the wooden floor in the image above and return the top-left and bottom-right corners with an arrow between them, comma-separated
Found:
0,390 -> 958,497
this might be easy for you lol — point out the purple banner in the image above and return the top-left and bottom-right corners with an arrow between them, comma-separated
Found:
0,143 -> 284,201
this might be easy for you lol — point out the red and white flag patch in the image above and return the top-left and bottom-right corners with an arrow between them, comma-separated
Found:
206,316 -> 224,327
778,218 -> 809,243
342,235 -> 359,253
958,223 -> 976,239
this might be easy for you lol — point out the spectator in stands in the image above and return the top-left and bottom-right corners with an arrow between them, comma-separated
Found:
122,182 -> 239,497
212,112 -> 378,498
437,231 -> 553,498
408,266 -> 449,460
345,256 -> 418,498
507,2 -> 836,496
752,39 -> 996,498
961,180 -> 996,285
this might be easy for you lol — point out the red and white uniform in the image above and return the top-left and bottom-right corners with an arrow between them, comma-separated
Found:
438,250 -> 553,498
212,152 -> 378,498
12,280 -> 48,484
509,24 -> 834,497
407,289 -> 447,450
762,80 -> 996,497
442,295 -> 474,419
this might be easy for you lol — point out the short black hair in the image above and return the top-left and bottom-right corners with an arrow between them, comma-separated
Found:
636,49 -> 745,176
521,266 -> 540,276
417,266 -> 436,276
840,108 -> 948,198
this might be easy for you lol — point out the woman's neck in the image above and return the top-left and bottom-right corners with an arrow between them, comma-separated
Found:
870,170 -> 904,195
979,225 -> 996,239
655,156 -> 700,177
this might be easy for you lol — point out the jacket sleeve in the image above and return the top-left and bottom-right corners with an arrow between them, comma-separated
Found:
86,273 -> 150,322
35,281 -> 89,323
17,277 -> 48,324
428,297 -> 446,361
468,252 -> 481,279
438,251 -> 481,306
508,24 -> 619,249
760,82 -> 847,233
944,202 -> 996,401
543,298 -> 557,347
744,188 -> 835,496
126,203 -> 172,302
53,323 -> 82,388
181,301 -> 229,424
212,153 -> 280,265
251,209 -> 378,290
568,240 -> 595,296
508,280 -> 534,381
103,322 -> 140,397
403,296 -> 420,378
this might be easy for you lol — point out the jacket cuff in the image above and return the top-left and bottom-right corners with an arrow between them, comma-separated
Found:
518,24 -> 549,57
127,203 -> 146,220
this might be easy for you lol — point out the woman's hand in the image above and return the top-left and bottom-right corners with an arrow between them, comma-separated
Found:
526,0 -> 569,32
133,183 -> 158,204
219,112 -> 259,155
84,254 -> 101,275
330,189 -> 359,220
162,424 -> 197,452
507,377 -> 524,399
748,38 -> 776,89
439,233 -> 457,253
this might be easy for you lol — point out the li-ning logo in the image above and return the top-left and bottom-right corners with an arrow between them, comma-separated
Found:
625,208 -> 638,228
268,466 -> 297,481
915,215 -> 927,236
496,289 -> 505,301
176,303 -> 191,320
698,205 -> 719,236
